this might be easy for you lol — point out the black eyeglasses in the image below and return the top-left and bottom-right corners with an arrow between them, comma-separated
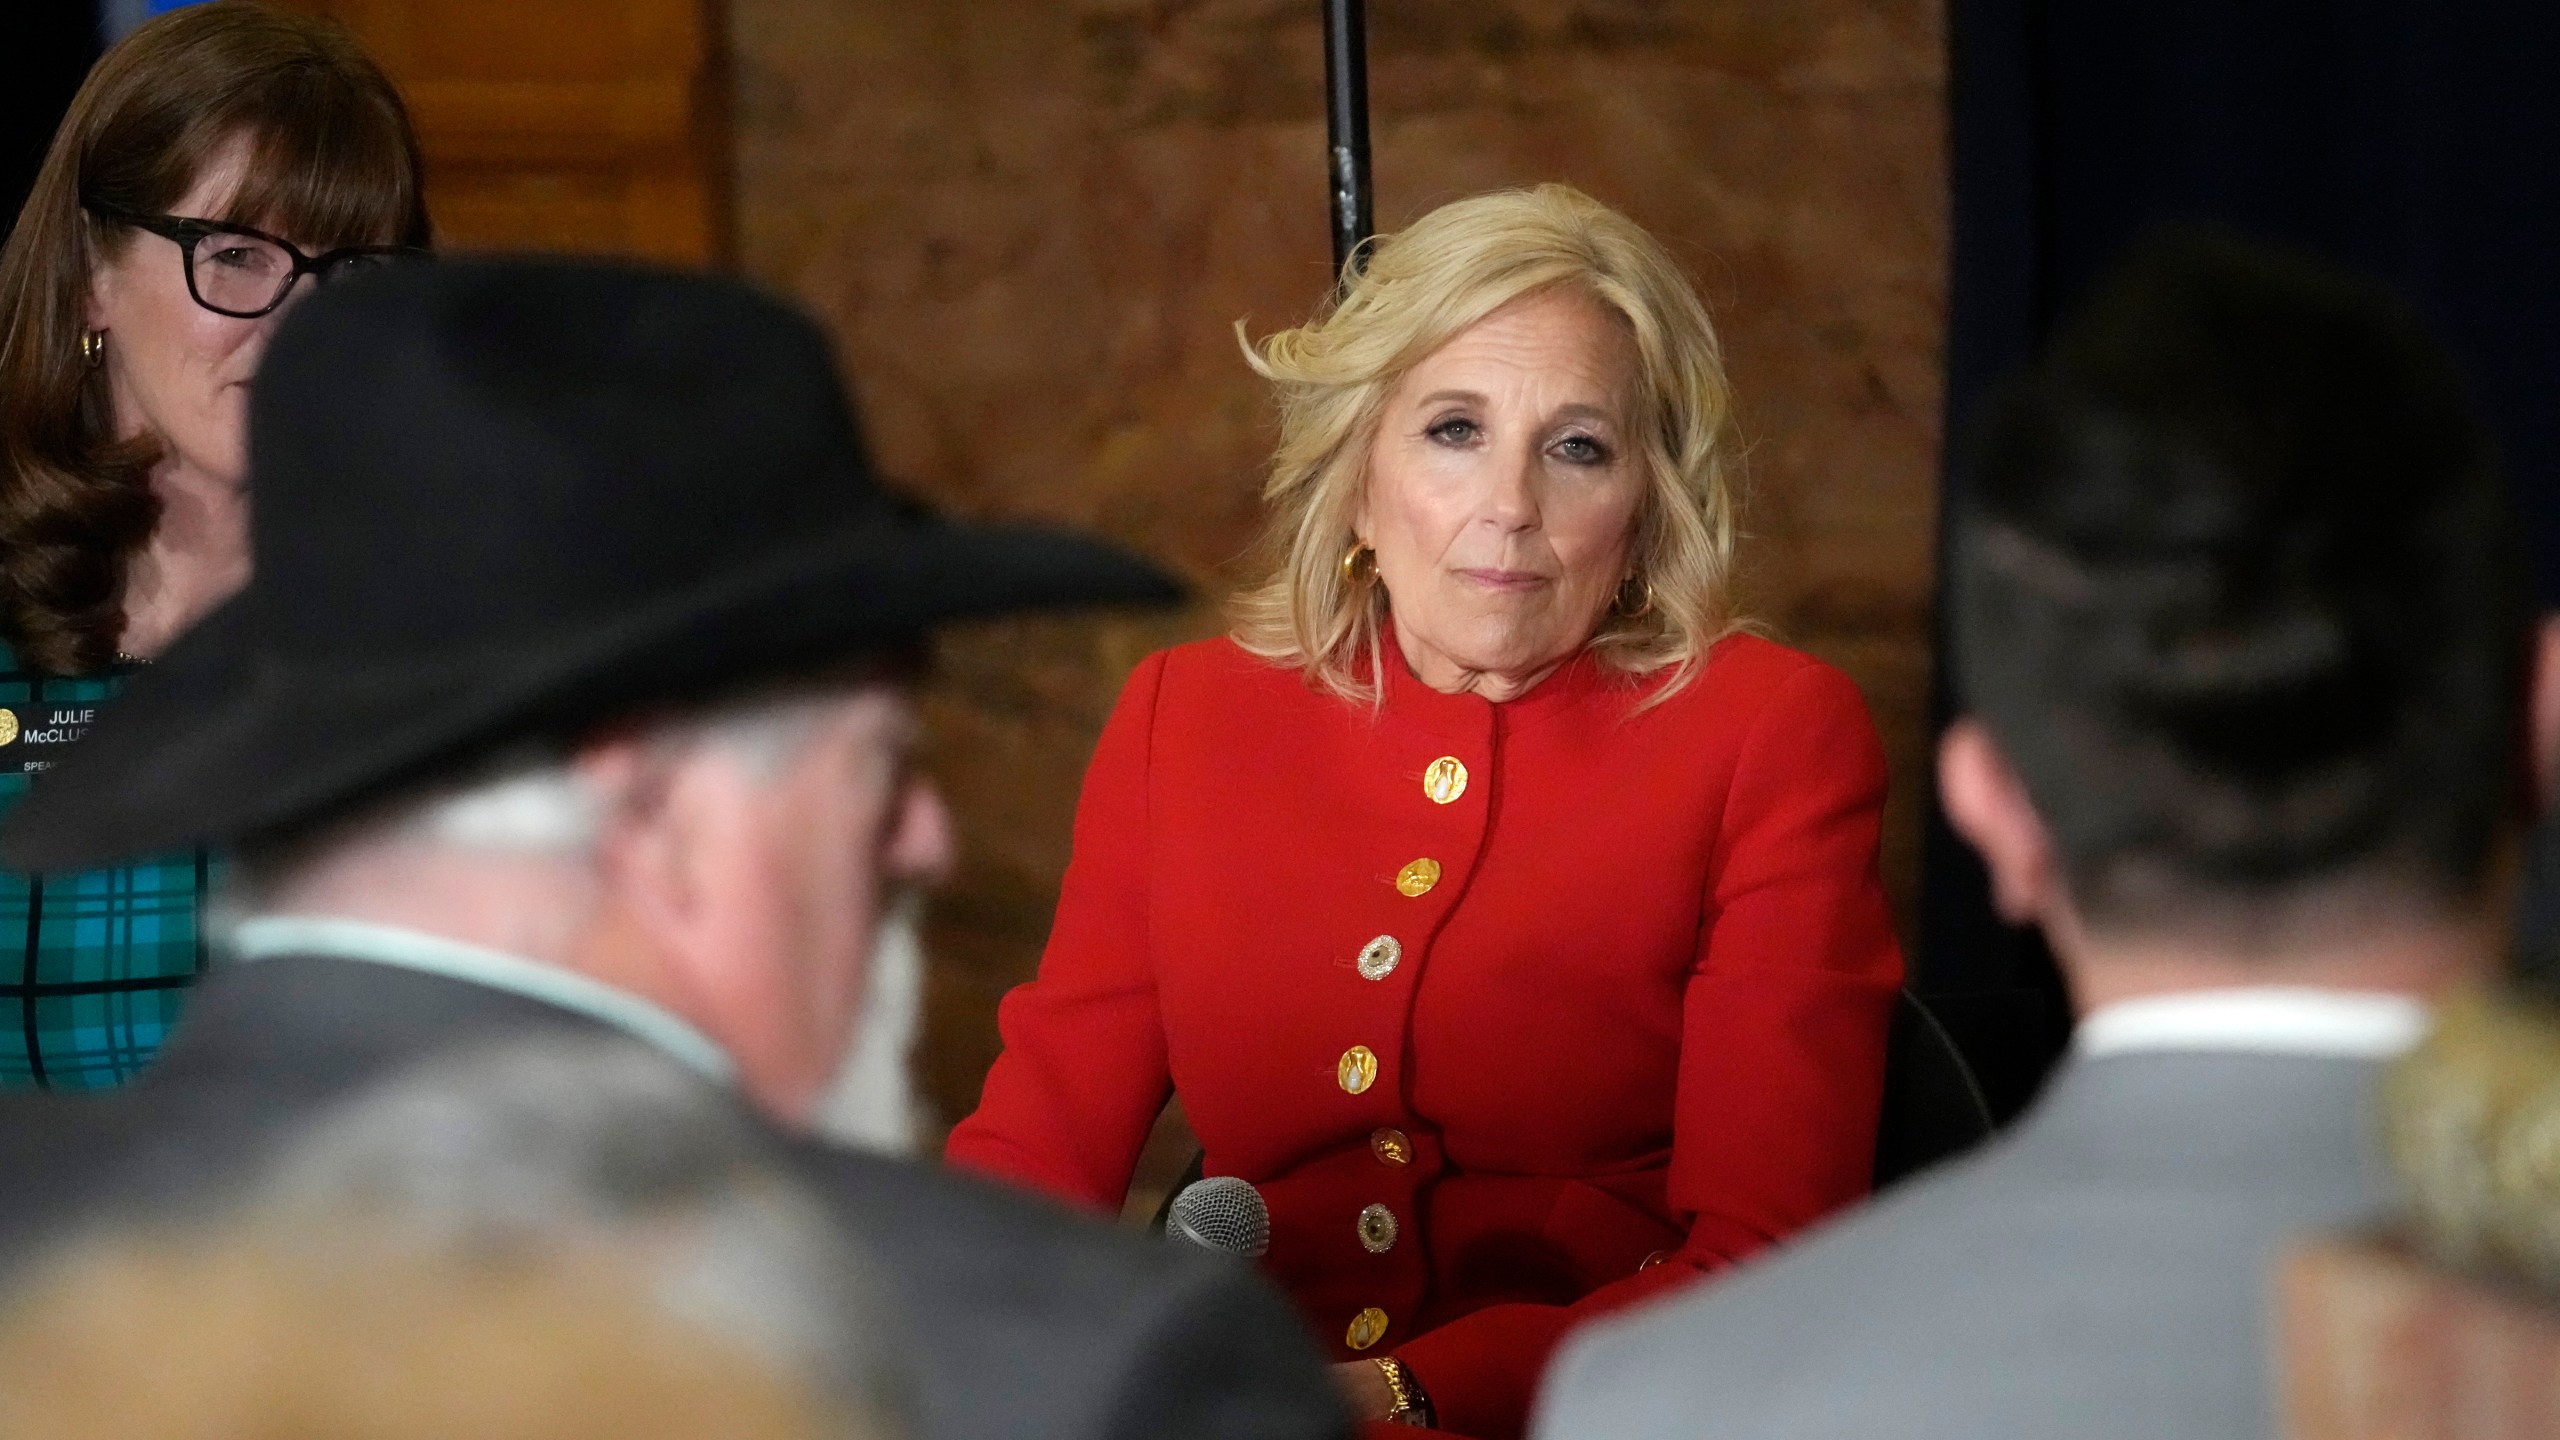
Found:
85,203 -> 428,319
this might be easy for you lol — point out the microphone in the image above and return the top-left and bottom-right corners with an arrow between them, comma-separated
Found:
1165,1175 -> 1270,1259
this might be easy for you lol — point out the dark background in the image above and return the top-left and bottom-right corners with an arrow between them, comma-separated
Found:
2,7 -> 102,231
1925,0 -> 2560,1118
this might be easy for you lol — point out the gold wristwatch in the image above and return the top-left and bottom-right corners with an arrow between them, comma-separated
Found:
1375,1356 -> 1433,1428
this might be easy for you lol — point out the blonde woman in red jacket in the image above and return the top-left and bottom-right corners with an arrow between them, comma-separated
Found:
947,184 -> 1903,1439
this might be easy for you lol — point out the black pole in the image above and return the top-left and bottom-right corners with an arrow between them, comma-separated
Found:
1321,0 -> 1374,279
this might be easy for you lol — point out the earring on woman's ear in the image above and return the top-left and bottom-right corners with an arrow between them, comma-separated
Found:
1340,540 -> 1377,589
81,330 -> 106,369
1615,572 -> 1656,618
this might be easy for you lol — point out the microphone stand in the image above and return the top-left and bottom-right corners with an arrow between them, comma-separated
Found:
1321,0 -> 1374,281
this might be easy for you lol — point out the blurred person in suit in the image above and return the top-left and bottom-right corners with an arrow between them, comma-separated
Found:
238,1034 -> 914,1424
0,1235 -> 867,1440
0,256 -> 1348,1440
0,1 -> 429,1087
1532,230 -> 2560,1439
0,1035 -> 907,1440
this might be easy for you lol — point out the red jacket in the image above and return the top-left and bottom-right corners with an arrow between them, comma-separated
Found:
947,632 -> 1902,1439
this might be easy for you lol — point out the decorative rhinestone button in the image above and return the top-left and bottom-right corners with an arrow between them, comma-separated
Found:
1358,1203 -> 1400,1254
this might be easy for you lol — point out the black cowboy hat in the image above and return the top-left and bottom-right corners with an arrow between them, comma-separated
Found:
0,258 -> 1182,870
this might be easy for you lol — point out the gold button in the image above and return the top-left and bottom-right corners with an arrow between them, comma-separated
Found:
1358,1203 -> 1400,1254
1394,858 -> 1441,897
1355,935 -> 1402,981
1338,1045 -> 1379,1095
1422,756 -> 1468,804
0,709 -> 18,746
1370,1127 -> 1412,1166
1346,1306 -> 1391,1350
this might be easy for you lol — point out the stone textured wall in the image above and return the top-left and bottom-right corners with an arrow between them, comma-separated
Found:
730,0 -> 1948,1133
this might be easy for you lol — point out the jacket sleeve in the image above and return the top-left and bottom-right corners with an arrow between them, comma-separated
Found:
1391,659 -> 1905,1439
944,650 -> 1175,1213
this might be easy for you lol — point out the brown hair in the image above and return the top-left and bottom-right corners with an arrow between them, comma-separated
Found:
0,1 -> 427,675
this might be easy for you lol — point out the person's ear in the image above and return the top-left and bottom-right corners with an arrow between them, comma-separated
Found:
2528,614 -> 2560,813
84,265 -> 112,334
1939,718 -> 2060,926
579,731 -> 735,978
1352,431 -> 1386,544
885,778 -> 956,885
83,222 -> 128,333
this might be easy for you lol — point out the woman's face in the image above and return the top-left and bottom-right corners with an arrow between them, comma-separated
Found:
84,142 -> 298,491
1359,287 -> 1646,698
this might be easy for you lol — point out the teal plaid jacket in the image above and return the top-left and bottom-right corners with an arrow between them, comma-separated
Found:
0,645 -> 213,1090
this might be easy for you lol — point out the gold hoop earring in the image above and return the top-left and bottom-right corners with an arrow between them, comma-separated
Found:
80,330 -> 106,369
1340,541 -> 1376,589
1615,573 -> 1656,618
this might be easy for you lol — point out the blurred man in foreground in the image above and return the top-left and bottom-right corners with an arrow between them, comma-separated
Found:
1533,232 -> 2560,1438
2,1237 -> 859,1440
0,257 -> 1346,1440
0,1036 -> 904,1440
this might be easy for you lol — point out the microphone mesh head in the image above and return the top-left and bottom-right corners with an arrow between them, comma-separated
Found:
1166,1175 -> 1270,1259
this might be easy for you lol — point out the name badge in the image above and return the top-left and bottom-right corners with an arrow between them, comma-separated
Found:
0,703 -> 100,776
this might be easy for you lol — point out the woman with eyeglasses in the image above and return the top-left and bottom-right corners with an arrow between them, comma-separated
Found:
0,1 -> 427,1089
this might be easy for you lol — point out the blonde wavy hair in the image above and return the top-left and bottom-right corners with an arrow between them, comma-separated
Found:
1230,183 -> 1741,704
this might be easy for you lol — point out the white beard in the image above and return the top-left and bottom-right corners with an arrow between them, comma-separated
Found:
810,894 -> 928,1155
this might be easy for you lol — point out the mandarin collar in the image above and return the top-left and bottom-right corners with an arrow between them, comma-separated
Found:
1373,624 -> 1621,738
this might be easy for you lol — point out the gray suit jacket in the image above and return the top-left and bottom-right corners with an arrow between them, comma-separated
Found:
0,955 -> 1348,1440
1532,1050 -> 2393,1440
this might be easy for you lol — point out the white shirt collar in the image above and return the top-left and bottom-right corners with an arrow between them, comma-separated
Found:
227,915 -> 735,1086
2074,986 -> 2429,1062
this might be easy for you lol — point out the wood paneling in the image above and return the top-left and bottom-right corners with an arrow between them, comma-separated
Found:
279,0 -> 727,263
